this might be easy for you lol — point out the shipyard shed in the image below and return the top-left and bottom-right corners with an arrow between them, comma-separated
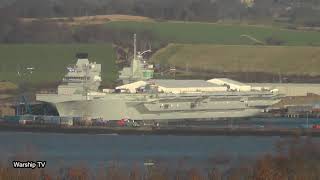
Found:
207,78 -> 251,91
248,83 -> 320,96
151,80 -> 227,94
286,105 -> 313,114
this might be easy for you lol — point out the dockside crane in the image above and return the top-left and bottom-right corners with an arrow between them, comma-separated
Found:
16,65 -> 34,115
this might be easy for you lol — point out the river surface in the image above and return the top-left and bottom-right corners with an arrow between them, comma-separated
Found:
168,117 -> 320,129
0,131 -> 319,169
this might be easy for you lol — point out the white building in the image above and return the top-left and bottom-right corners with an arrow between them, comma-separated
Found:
207,78 -> 251,92
152,80 -> 227,94
249,83 -> 320,96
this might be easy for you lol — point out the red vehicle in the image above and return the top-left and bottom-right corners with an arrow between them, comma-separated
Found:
117,119 -> 126,127
116,118 -> 140,127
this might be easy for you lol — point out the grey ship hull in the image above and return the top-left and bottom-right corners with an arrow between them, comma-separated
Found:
37,93 -> 280,121
35,47 -> 281,121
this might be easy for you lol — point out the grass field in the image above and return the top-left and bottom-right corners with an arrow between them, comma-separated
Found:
106,21 -> 320,46
151,44 -> 320,76
1,20 -> 320,87
0,44 -> 117,87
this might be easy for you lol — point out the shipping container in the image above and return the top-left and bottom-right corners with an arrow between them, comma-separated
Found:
72,117 -> 81,122
313,124 -> 320,129
4,116 -> 21,124
313,108 -> 320,113
313,103 -> 320,109
72,117 -> 82,126
72,117 -> 92,126
60,117 -> 73,126
287,105 -> 313,113
91,118 -> 108,126
19,119 -> 33,125
19,120 -> 26,125
20,115 -> 35,121
301,124 -> 312,129
43,116 -> 60,125
34,116 -> 45,124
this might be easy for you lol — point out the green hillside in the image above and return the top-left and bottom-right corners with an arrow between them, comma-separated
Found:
106,21 -> 320,46
152,44 -> 320,76
0,44 -> 117,86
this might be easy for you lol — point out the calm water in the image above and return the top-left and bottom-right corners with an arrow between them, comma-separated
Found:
1,131 -> 318,169
169,117 -> 320,129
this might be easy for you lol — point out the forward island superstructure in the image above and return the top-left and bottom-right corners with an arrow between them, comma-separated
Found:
36,36 -> 282,121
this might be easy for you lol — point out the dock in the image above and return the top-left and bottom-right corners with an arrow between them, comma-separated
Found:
0,124 -> 319,137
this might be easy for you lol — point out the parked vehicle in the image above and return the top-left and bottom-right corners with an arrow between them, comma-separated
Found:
116,118 -> 140,127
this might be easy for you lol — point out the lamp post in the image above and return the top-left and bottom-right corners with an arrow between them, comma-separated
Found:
306,111 -> 309,129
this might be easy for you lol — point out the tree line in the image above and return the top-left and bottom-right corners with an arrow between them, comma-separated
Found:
0,11 -> 158,46
0,0 -> 319,48
1,0 -> 320,45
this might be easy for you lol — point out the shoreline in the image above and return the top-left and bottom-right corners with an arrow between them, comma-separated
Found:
0,124 -> 319,137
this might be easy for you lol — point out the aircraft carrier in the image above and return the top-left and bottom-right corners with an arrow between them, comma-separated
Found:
36,35 -> 282,121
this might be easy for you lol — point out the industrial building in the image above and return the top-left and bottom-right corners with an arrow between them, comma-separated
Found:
113,79 -> 231,94
248,83 -> 320,96
207,78 -> 252,92
152,80 -> 228,94
114,80 -> 320,96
